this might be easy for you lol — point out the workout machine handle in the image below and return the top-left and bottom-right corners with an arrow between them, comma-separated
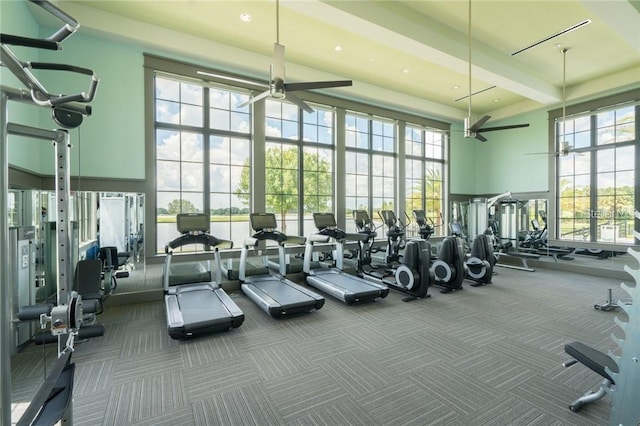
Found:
1,0 -> 98,111
29,0 -> 80,43
0,34 -> 60,51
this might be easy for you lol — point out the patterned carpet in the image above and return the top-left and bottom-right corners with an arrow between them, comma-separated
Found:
11,263 -> 635,425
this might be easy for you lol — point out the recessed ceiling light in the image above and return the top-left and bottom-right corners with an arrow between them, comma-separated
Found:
401,68 -> 410,74
239,13 -> 252,22
451,85 -> 460,90
493,98 -> 501,103
334,45 -> 343,52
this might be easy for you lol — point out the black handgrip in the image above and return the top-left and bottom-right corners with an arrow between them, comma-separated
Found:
30,62 -> 94,76
0,34 -> 60,51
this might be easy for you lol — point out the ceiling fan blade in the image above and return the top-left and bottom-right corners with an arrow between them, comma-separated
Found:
272,43 -> 286,82
285,92 -> 313,113
285,80 -> 352,92
237,89 -> 271,108
469,115 -> 491,132
477,123 -> 530,133
475,133 -> 488,142
524,151 -> 557,156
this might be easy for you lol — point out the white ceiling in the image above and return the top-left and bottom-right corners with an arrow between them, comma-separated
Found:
35,0 -> 640,122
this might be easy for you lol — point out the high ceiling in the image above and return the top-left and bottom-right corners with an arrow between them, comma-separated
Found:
34,0 -> 640,121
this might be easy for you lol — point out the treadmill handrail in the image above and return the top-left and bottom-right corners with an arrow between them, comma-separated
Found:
308,234 -> 330,244
165,233 -> 232,253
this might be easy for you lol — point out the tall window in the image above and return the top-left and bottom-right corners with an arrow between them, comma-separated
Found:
557,103 -> 637,244
209,87 -> 251,245
345,113 -> 396,231
154,73 -> 251,250
264,100 -> 334,236
405,125 -> 446,237
302,106 -> 334,236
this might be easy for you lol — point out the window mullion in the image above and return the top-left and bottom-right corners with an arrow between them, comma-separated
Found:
203,87 -> 211,215
589,114 -> 597,242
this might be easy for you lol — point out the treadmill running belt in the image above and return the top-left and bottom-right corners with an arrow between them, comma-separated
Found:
166,283 -> 244,339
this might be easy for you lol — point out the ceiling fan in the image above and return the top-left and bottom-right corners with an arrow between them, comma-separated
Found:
200,0 -> 352,113
526,48 -> 595,157
463,0 -> 529,142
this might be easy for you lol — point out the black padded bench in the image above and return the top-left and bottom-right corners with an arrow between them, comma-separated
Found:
563,341 -> 618,412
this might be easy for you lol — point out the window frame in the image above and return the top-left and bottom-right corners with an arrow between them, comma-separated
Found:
549,93 -> 640,249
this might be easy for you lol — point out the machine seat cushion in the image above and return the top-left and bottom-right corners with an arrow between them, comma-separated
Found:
564,341 -> 618,383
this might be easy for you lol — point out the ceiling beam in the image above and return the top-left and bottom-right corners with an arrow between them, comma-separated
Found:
579,0 -> 640,51
285,0 -> 561,104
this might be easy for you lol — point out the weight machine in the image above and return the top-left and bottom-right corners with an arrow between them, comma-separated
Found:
1,0 -> 99,424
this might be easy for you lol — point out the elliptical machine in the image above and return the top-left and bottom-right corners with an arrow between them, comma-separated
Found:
353,210 -> 431,302
412,209 -> 435,241
379,210 -> 405,264
430,223 -> 466,293
465,232 -> 497,286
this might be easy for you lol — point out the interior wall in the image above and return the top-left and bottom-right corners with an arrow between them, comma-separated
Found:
448,120 -> 477,194
36,30 -> 145,179
472,108 -> 550,195
1,0 -> 44,174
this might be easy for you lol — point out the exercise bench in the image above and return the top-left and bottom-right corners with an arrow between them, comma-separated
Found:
563,341 -> 618,412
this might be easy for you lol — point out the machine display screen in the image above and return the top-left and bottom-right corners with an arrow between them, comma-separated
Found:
413,210 -> 426,224
250,213 -> 277,231
450,222 -> 463,235
380,210 -> 396,226
176,213 -> 209,234
352,210 -> 369,223
313,213 -> 337,229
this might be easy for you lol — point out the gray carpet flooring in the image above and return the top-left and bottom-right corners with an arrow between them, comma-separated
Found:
10,263 -> 636,425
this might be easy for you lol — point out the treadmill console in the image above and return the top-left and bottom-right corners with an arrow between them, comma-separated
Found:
250,213 -> 277,231
250,213 -> 287,243
313,213 -> 347,240
177,213 -> 209,234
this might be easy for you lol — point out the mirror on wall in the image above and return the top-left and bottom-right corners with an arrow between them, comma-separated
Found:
7,189 -> 149,307
449,196 -> 633,273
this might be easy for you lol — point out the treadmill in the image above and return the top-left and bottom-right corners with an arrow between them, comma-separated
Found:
163,213 -> 244,339
239,213 -> 325,318
303,213 -> 389,304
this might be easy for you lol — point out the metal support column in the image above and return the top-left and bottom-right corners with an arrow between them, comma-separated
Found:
1,89 -> 12,426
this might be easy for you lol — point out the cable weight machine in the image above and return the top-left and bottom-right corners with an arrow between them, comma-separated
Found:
1,0 -> 99,424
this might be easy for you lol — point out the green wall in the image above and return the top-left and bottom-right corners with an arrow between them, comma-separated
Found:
448,120 -> 477,194
468,109 -> 550,195
1,0 -> 44,174
37,30 -> 145,178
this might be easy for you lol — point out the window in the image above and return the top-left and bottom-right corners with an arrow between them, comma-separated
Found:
154,74 -> 251,250
405,125 -> 446,237
302,107 -> 334,236
345,113 -> 396,231
147,56 -> 450,254
265,100 -> 335,236
557,103 -> 637,244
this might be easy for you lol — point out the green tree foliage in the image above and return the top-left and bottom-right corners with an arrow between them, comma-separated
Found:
405,166 -> 442,225
235,147 -> 332,231
166,199 -> 198,215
